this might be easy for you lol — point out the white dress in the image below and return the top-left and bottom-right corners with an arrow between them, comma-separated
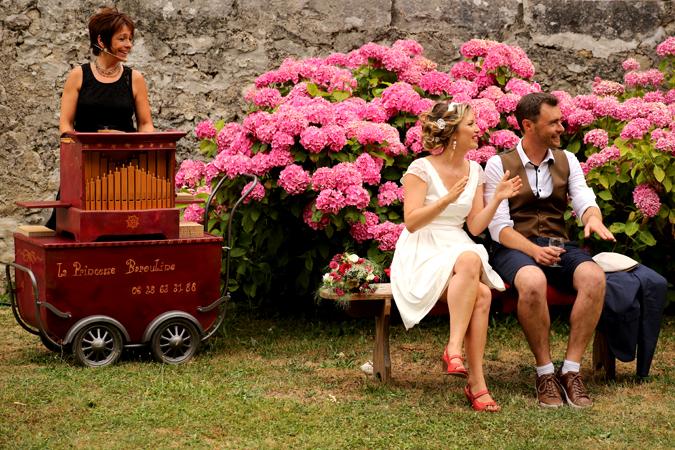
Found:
391,158 -> 505,330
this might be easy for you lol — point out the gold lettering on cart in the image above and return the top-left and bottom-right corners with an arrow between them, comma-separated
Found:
125,258 -> 176,274
72,261 -> 116,277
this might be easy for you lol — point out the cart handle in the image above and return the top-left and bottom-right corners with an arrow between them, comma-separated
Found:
6,262 -> 72,327
5,263 -> 39,335
203,173 -> 258,294
197,294 -> 229,313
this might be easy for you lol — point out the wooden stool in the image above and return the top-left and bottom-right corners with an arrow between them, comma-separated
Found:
319,283 -> 393,382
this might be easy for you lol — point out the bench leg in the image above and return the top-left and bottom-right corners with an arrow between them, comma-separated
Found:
373,298 -> 391,382
592,329 -> 615,381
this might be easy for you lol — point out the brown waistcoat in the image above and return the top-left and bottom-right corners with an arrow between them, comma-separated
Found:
499,149 -> 570,240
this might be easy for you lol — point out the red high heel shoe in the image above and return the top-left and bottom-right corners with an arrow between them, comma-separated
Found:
464,384 -> 501,412
442,348 -> 468,377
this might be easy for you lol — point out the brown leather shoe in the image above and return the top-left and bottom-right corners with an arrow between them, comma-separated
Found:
558,371 -> 593,408
536,373 -> 564,408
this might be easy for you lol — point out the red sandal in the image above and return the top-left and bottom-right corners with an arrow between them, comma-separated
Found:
464,384 -> 501,412
442,348 -> 468,377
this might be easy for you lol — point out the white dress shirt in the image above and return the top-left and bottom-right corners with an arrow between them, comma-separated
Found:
484,140 -> 598,243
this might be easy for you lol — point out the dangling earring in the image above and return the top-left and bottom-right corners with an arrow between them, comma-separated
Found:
452,140 -> 457,152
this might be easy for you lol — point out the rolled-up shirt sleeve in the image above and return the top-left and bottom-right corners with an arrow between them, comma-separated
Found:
565,151 -> 598,219
484,155 -> 514,243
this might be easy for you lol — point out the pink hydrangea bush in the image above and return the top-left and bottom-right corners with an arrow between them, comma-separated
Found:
179,36 -> 674,302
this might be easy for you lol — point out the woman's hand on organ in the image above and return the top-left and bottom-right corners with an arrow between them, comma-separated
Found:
493,170 -> 522,201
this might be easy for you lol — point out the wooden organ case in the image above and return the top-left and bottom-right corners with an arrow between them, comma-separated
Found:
56,131 -> 185,242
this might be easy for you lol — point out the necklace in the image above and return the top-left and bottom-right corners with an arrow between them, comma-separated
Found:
94,59 -> 121,77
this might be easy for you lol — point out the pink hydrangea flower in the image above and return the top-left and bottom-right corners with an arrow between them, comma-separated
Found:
405,125 -> 424,154
622,58 -> 640,71
323,124 -> 348,151
300,126 -> 328,153
653,129 -> 674,155
377,181 -> 404,206
460,39 -> 495,59
565,108 -> 595,131
643,91 -> 665,103
213,153 -> 252,179
620,118 -> 651,140
344,185 -> 371,209
592,77 -> 624,96
655,36 -> 675,57
469,99 -> 501,134
245,87 -> 283,109
354,153 -> 383,185
380,82 -> 425,114
216,122 -> 246,153
368,221 -> 405,251
242,181 -> 265,204
175,159 -> 206,189
489,129 -> 520,149
466,145 -> 497,164
312,167 -> 335,190
495,93 -> 520,113
331,162 -> 364,191
506,114 -> 520,130
349,211 -> 379,243
505,79 -> 541,96
583,129 -> 609,148
195,120 -> 217,140
315,189 -> 346,214
624,69 -> 665,88
278,164 -> 311,195
303,202 -> 329,230
418,70 -> 452,95
632,184 -> 661,218
450,61 -> 479,81
447,79 -> 479,99
580,145 -> 620,175
392,39 -> 424,56
183,203 -> 205,224
478,86 -> 504,102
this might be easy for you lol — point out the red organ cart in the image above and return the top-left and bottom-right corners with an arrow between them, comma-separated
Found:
5,132 -> 254,367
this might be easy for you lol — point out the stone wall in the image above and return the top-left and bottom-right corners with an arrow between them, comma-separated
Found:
0,0 -> 672,286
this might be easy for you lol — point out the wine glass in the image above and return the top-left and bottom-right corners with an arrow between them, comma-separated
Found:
548,237 -> 565,267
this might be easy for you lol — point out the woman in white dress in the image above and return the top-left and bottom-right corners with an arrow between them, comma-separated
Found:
391,101 -> 522,412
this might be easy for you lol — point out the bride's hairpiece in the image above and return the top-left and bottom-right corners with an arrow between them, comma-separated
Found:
435,102 -> 463,130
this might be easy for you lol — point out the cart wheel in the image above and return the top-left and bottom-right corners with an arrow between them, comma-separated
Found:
72,323 -> 123,367
40,333 -> 63,353
150,318 -> 200,364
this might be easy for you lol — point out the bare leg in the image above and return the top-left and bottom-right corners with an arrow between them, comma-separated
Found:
445,252 -> 482,365
465,282 -> 496,405
514,266 -> 551,366
567,261 -> 605,363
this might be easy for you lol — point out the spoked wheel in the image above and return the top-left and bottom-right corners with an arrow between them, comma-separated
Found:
72,323 -> 123,367
150,318 -> 200,364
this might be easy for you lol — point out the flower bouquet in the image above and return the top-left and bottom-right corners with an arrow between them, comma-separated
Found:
319,252 -> 383,302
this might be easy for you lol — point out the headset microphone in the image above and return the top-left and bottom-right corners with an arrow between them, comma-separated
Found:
94,44 -> 126,61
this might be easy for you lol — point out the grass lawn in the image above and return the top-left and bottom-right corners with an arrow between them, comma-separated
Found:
1,304 -> 673,449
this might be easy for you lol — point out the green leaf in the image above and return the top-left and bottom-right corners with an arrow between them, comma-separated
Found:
624,221 -> 639,236
637,229 -> 657,246
199,140 -> 218,157
567,140 -> 581,154
305,254 -> 314,271
608,222 -> 625,234
597,190 -> 612,201
230,248 -> 247,257
331,90 -> 350,102
306,83 -> 321,97
653,165 -> 666,182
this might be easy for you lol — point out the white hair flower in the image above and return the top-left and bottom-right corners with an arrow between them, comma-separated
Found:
435,118 -> 446,130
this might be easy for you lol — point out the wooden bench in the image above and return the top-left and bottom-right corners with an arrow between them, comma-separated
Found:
319,283 -> 614,383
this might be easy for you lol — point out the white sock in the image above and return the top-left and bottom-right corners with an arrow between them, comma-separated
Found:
536,362 -> 555,377
561,360 -> 581,375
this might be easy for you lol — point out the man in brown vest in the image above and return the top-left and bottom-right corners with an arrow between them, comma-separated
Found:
484,92 -> 615,408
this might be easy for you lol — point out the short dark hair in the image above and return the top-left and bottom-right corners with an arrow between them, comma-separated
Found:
88,7 -> 135,56
515,92 -> 559,131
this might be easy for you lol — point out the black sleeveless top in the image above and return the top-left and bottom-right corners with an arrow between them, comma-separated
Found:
74,63 -> 136,132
